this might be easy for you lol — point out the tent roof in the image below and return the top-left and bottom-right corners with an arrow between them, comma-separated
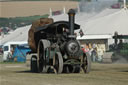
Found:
82,9 -> 128,35
0,25 -> 31,45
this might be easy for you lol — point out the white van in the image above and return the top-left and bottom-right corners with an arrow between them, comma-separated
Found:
3,41 -> 28,61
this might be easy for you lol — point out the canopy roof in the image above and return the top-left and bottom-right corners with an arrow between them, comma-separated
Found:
35,21 -> 80,34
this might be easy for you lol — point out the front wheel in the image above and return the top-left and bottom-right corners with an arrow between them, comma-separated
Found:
53,52 -> 63,74
81,52 -> 91,73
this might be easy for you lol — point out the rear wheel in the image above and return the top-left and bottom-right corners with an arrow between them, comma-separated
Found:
53,52 -> 63,74
37,41 -> 47,73
31,56 -> 38,73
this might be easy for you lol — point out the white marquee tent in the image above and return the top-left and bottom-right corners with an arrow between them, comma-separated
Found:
81,9 -> 128,35
0,25 -> 31,45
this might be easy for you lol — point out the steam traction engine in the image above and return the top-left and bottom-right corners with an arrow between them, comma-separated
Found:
30,9 -> 91,73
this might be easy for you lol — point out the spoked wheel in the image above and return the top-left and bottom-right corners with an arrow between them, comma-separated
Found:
37,41 -> 47,73
53,52 -> 63,74
81,52 -> 91,73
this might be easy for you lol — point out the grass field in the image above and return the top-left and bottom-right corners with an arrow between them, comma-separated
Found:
0,63 -> 128,85
0,1 -> 78,17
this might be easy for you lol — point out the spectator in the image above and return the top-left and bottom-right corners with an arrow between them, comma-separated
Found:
91,43 -> 97,62
118,39 -> 123,49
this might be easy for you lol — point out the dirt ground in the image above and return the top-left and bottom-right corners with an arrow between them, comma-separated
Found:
0,63 -> 128,85
0,1 -> 78,17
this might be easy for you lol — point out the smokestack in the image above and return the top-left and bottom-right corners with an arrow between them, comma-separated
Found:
68,9 -> 75,37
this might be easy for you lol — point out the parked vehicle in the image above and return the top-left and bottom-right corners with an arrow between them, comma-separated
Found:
111,3 -> 121,9
3,41 -> 27,61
